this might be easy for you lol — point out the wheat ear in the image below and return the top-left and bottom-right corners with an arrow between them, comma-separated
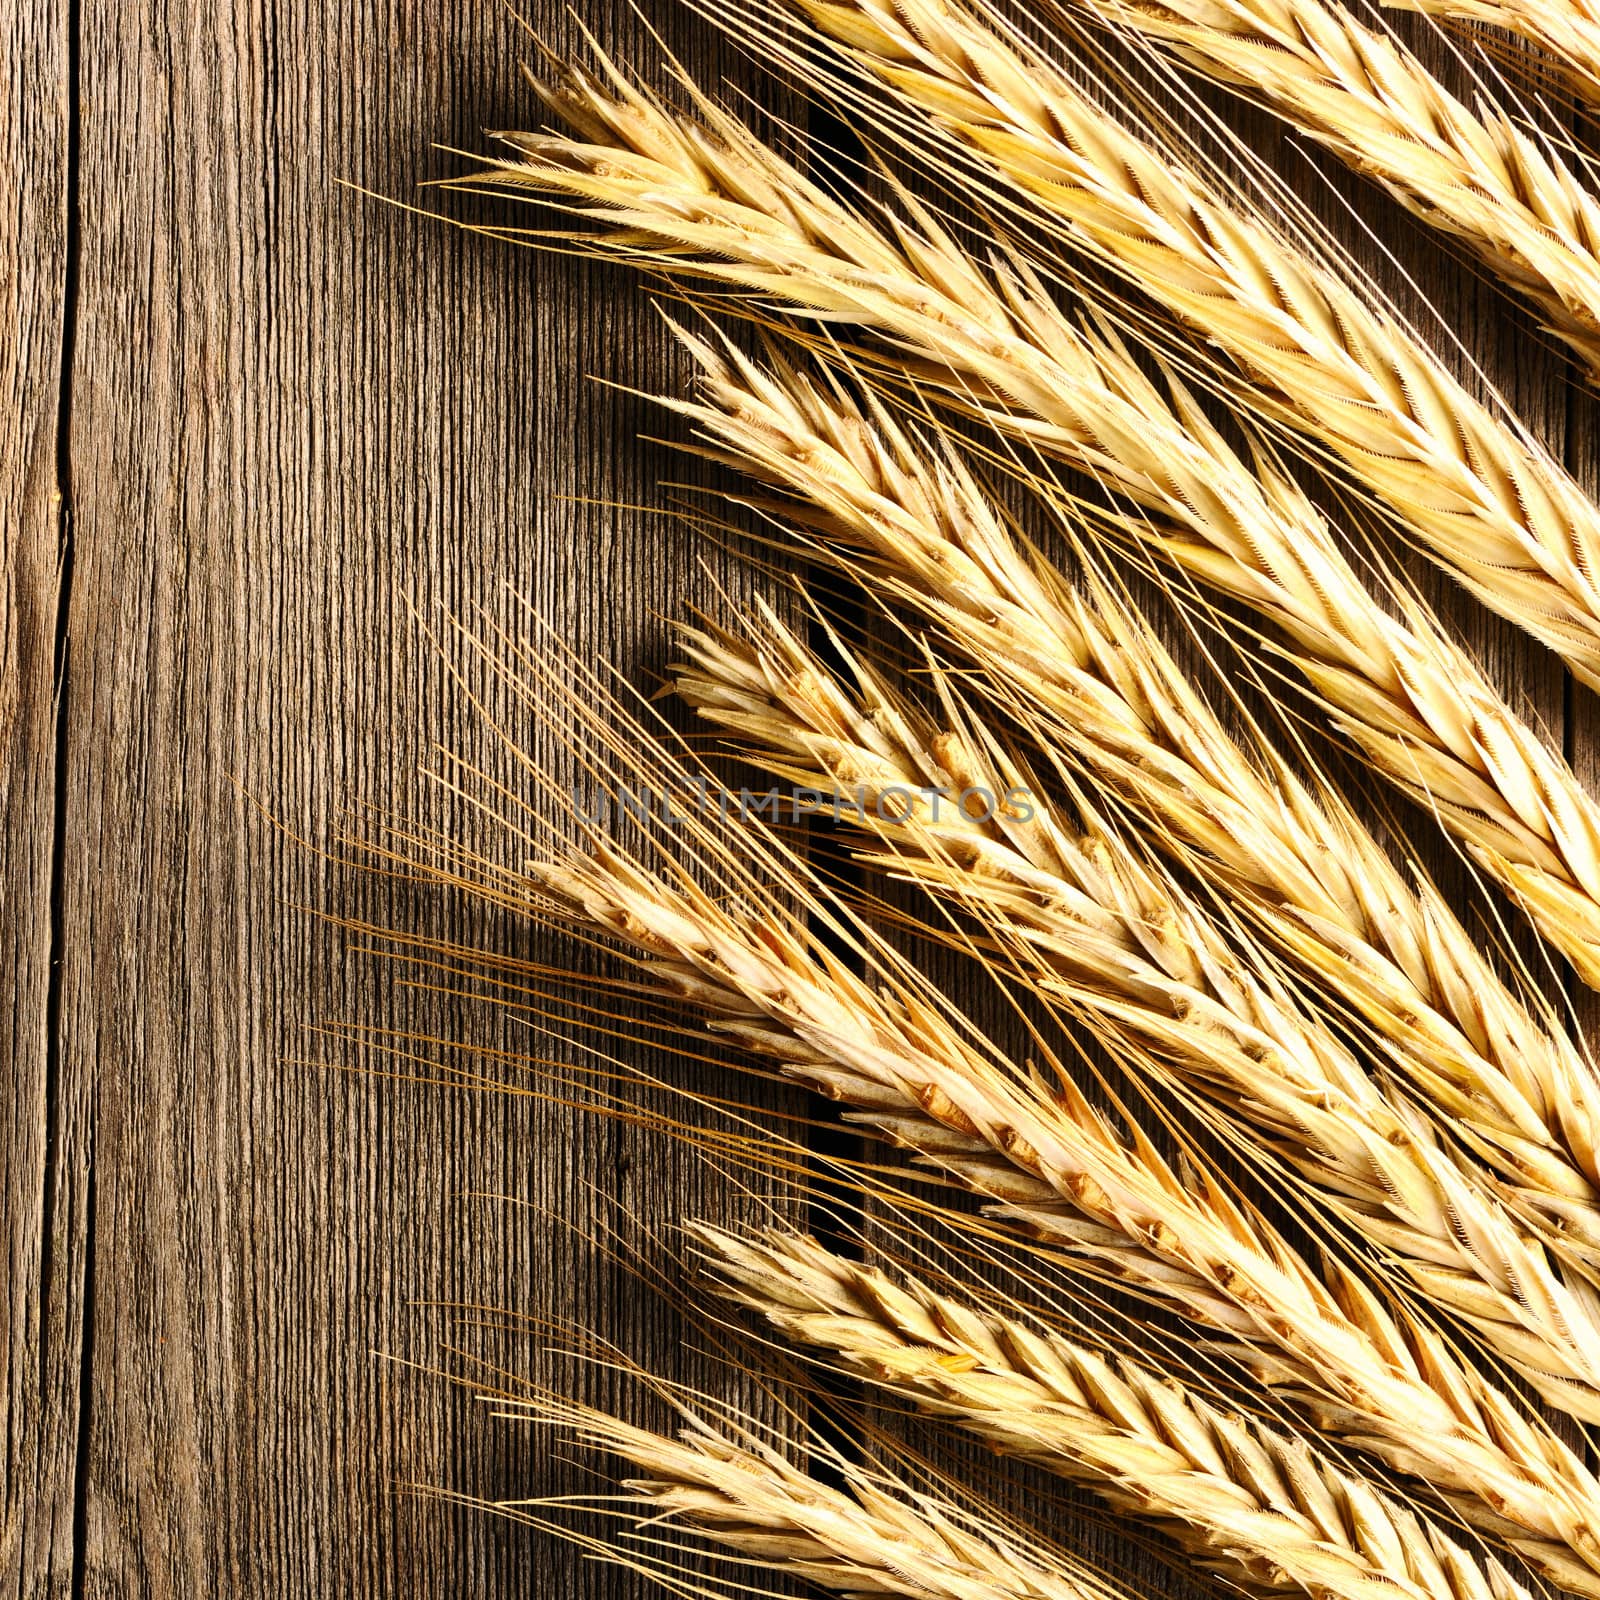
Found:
722,0 -> 1600,988
1395,0 -> 1600,105
475,53 -> 1600,993
763,0 -> 1600,691
1035,0 -> 1600,374
510,1388 -> 1134,1600
674,605 -> 1600,1424
464,65 -> 1600,1209
695,1223 -> 1534,1600
659,330 -> 1600,1266
530,835 -> 1600,1591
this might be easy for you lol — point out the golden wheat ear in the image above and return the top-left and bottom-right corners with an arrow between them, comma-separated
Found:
671,602 -> 1600,1430
490,1378 -> 1145,1600
920,0 -> 1600,377
654,328 -> 1600,1277
463,61 -> 1600,1002
701,0 -> 1600,987
692,1222 -> 1536,1600
746,0 -> 1600,692
434,46 -> 1600,1581
377,589 -> 1600,1587
532,839 -> 1600,1590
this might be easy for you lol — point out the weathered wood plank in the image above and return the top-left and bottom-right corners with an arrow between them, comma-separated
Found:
1,1 -> 79,1595
56,4 -> 800,1594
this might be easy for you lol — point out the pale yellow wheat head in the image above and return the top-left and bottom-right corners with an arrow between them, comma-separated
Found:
441,42 -> 1600,1590
674,602 -> 1600,1427
695,1223 -> 1536,1600
497,746 -> 1600,1589
501,1383 -> 1122,1600
829,0 -> 1600,371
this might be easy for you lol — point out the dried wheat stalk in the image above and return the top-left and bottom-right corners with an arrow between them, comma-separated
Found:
674,605 -> 1600,1424
662,330 -> 1600,1266
460,64 -> 1600,1225
766,0 -> 1600,690
695,1223 -> 1534,1600
530,837 -> 1600,1591
509,1387 -> 1133,1600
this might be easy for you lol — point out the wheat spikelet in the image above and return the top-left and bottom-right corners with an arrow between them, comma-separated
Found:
508,1386 -> 1135,1600
695,1223 -> 1534,1600
761,0 -> 1600,692
674,605 -> 1600,1424
659,329 -> 1600,1265
1396,0 -> 1600,105
462,65 -> 1600,1219
528,827 -> 1600,1590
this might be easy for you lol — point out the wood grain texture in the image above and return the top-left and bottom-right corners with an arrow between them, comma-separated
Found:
6,0 -> 1600,1596
2,0 -> 75,1587
2,0 -> 76,1592
32,5 -> 802,1595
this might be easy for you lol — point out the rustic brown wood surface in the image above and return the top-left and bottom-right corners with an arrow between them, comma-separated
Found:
3,2 -> 1594,1596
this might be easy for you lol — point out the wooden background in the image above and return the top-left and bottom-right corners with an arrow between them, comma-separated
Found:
3,1 -> 1592,1595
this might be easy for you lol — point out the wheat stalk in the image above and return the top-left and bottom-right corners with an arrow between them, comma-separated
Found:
505,1386 -> 1135,1600
527,829 -> 1600,1591
460,64 -> 1600,1221
695,1223 -> 1534,1600
1393,0 -> 1600,105
659,329 -> 1600,1266
673,604 -> 1600,1425
755,0 -> 1600,691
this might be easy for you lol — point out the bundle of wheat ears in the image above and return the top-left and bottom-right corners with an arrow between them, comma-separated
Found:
368,0 -> 1600,1594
